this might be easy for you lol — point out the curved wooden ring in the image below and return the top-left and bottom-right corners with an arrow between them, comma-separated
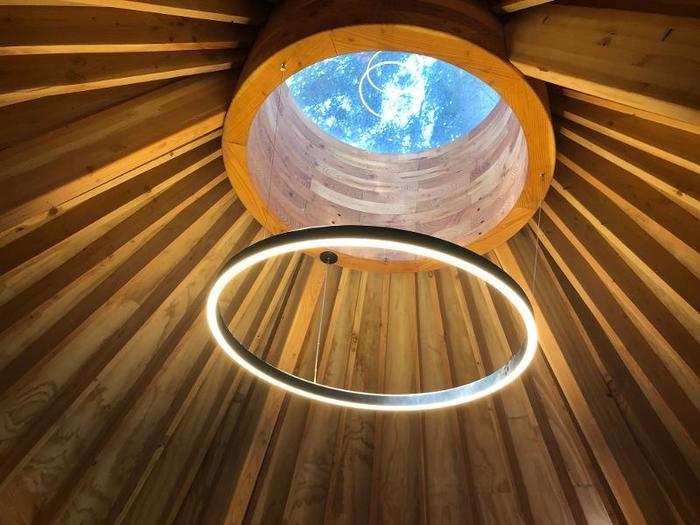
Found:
222,0 -> 555,272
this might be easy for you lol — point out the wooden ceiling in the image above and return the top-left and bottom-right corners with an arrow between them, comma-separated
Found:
0,1 -> 697,524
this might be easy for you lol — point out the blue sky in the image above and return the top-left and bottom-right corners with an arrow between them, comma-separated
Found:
286,51 -> 500,154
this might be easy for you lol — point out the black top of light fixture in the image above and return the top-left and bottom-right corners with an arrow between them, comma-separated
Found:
319,250 -> 338,265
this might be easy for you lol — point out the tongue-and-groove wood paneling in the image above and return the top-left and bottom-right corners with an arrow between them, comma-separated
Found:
0,1 -> 697,524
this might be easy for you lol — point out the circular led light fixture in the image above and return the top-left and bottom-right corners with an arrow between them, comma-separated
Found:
207,226 -> 538,411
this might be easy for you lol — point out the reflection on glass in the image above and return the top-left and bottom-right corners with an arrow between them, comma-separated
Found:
287,51 -> 500,154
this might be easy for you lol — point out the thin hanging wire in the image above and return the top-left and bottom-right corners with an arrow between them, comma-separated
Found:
265,63 -> 286,229
530,204 -> 544,290
313,262 -> 329,383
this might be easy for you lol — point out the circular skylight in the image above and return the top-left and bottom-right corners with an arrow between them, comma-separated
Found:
286,51 -> 500,154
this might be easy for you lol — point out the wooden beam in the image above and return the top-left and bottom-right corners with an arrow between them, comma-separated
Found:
0,80 -> 172,151
371,274 -> 425,523
0,49 -> 243,107
34,208 -> 258,523
0,178 -> 237,498
435,268 -> 520,523
551,160 -> 700,337
116,249 -> 302,524
415,271 -> 474,522
199,259 -> 326,525
537,193 -> 700,439
0,0 -> 267,24
282,269 -> 365,523
555,114 -> 700,216
555,130 -> 700,276
559,0 -> 700,19
551,90 -> 700,173
506,4 -> 700,126
0,71 -> 234,235
0,136 -> 223,276
492,0 -> 554,14
0,6 -> 257,55
322,272 -> 384,524
522,214 -> 700,520
539,242 -> 700,523
495,237 -> 664,524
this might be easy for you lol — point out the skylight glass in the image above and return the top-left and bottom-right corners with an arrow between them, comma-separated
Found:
286,51 -> 500,155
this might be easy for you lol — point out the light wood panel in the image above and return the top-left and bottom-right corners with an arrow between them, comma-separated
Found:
247,86 -> 528,268
0,71 -> 234,238
506,4 -> 700,127
0,79 -> 173,151
0,50 -> 244,107
491,0 -> 554,13
0,6 -> 256,54
494,86 -> 700,524
0,0 -> 261,107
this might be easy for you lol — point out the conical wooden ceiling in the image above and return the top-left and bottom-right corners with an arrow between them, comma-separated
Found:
0,1 -> 697,524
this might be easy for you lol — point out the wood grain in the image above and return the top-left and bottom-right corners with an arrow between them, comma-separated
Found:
0,2 -> 696,524
0,6 -> 256,54
507,4 -> 700,126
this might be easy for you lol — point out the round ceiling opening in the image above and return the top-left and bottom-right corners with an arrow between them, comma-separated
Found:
245,50 -> 529,266
286,51 -> 501,155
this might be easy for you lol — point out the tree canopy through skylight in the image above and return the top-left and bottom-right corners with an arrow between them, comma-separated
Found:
286,51 -> 500,154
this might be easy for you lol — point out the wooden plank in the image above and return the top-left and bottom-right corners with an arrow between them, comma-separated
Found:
435,267 -> 519,523
552,156 -> 700,341
370,273 -> 425,524
241,272 -> 329,524
556,86 -> 699,134
460,272 -> 574,523
556,127 -> 700,265
282,269 -> 365,523
0,79 -> 172,150
322,272 -> 382,524
174,272 -> 307,523
494,237 -> 668,524
0,49 -> 243,106
0,137 -> 222,277
551,91 -> 700,173
549,170 -> 700,360
415,271 -> 473,523
540,245 -> 700,523
555,114 -> 700,217
0,160 -> 229,376
0,181 -> 238,511
0,0 -> 267,24
27,207 -> 257,523
0,6 -> 256,55
114,231 -> 271,524
194,259 -> 326,525
236,259 -> 339,524
538,194 -> 700,449
117,250 -> 303,524
0,71 -> 234,234
506,4 -> 700,126
487,283 -> 590,525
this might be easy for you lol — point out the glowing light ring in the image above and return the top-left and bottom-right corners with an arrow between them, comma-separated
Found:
358,54 -> 419,118
207,226 -> 538,411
